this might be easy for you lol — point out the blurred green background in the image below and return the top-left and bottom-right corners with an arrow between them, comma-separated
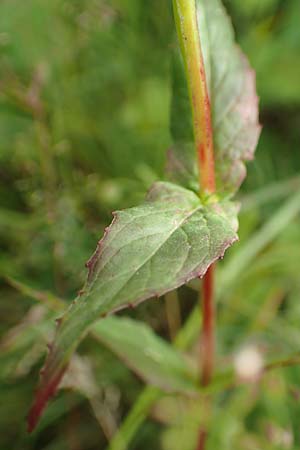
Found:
0,0 -> 300,449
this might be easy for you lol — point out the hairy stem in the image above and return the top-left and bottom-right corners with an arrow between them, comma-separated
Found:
173,1 -> 216,448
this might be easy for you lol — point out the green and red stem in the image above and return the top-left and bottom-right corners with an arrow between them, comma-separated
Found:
172,0 -> 215,194
173,0 -> 216,446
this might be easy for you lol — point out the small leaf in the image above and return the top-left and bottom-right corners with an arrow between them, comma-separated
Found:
93,316 -> 197,393
28,181 -> 238,431
169,0 -> 261,195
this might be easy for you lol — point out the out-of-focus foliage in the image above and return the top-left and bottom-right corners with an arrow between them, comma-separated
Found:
0,0 -> 300,449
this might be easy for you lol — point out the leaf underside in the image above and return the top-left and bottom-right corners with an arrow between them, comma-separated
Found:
168,0 -> 261,195
28,182 -> 238,431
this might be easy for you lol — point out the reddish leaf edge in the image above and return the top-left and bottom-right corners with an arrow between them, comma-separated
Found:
27,191 -> 239,432
27,366 -> 66,432
27,246 -> 237,433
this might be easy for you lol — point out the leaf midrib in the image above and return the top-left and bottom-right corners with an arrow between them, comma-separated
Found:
89,203 -> 205,310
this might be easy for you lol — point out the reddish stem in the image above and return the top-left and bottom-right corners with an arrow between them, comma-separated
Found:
197,429 -> 208,450
172,0 -> 215,194
173,3 -> 216,449
196,265 -> 215,450
201,264 -> 215,386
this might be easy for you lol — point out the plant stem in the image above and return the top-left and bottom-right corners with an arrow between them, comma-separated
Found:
172,0 -> 215,194
197,429 -> 208,450
165,290 -> 182,341
173,2 -> 216,448
201,264 -> 215,385
173,0 -> 216,380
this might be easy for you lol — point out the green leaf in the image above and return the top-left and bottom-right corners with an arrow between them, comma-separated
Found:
169,0 -> 261,196
28,181 -> 238,431
93,316 -> 197,393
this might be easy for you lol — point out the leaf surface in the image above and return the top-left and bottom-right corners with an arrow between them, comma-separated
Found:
169,0 -> 261,195
28,181 -> 238,431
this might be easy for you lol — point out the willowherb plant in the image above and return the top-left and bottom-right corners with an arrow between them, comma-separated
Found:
28,0 -> 260,444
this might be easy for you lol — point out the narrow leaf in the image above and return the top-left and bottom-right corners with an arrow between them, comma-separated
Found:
28,181 -> 238,431
169,0 -> 261,195
93,316 -> 197,393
